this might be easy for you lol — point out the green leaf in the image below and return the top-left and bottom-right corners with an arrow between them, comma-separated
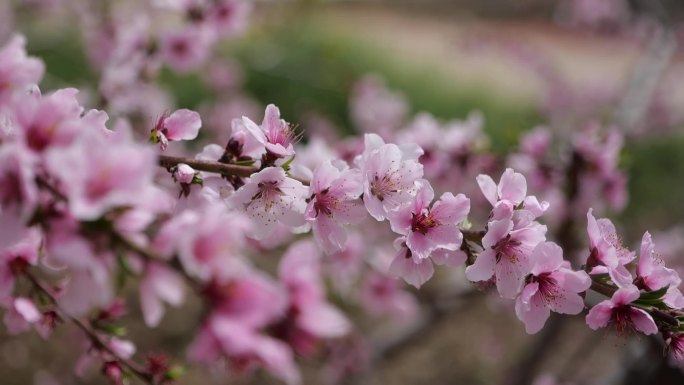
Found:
639,286 -> 669,301
165,365 -> 186,380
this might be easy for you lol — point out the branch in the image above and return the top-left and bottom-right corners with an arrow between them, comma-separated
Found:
23,270 -> 156,384
158,155 -> 257,177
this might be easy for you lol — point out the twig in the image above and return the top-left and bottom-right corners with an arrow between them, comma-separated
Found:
158,155 -> 257,177
23,270 -> 156,384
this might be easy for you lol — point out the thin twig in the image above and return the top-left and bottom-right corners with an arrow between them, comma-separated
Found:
158,155 -> 257,177
23,270 -> 156,384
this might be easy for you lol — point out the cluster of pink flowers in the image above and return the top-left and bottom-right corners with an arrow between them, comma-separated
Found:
1,6 -> 684,385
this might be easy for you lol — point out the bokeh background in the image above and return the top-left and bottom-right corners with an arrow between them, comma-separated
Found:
3,0 -> 684,384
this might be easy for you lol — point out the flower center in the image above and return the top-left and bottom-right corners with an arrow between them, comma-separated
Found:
369,174 -> 398,202
410,211 -> 438,235
493,234 -> 522,264
312,188 -> 337,218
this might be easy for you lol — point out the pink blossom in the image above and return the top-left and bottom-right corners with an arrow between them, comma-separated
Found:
206,0 -> 251,36
515,242 -> 591,334
359,270 -> 419,320
360,137 -> 423,221
242,104 -> 298,159
388,238 -> 466,288
586,209 -> 634,287
387,181 -> 470,260
350,75 -> 407,136
278,240 -> 351,340
159,26 -> 215,73
664,332 -> 684,361
0,143 -> 38,218
151,109 -> 201,151
586,285 -> 657,335
45,130 -> 157,220
231,167 -> 307,240
635,231 -> 681,292
466,211 -> 547,298
0,229 -> 41,303
174,163 -> 196,185
305,161 -> 365,254
139,263 -> 185,327
477,168 -> 528,208
0,34 -> 45,103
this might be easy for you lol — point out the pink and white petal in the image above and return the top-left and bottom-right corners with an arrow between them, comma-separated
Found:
313,216 -> 346,254
406,231 -> 434,260
363,192 -> 387,221
389,252 -> 434,288
612,285 -> 641,306
386,203 -> 414,235
431,192 -> 470,224
262,104 -> 282,133
495,258 -> 526,299
529,242 -> 564,276
333,199 -> 367,225
515,289 -> 550,334
310,161 -> 339,193
609,265 -> 635,289
476,174 -> 498,206
549,290 -> 585,315
426,224 -> 462,251
498,168 -> 526,205
164,109 -> 201,140
585,301 -> 613,330
482,218 -> 514,248
465,248 -> 497,282
636,231 -> 655,277
629,308 -> 658,335
559,269 -> 592,293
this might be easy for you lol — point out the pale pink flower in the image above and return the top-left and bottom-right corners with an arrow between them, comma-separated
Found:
45,130 -> 157,220
350,75 -> 407,136
586,285 -> 657,335
206,0 -> 251,36
515,242 -> 591,334
635,231 -> 681,292
140,263 -> 185,327
586,209 -> 634,287
0,143 -> 38,218
477,168 -> 528,208
305,161 -> 365,254
151,109 -> 201,151
231,167 -> 307,240
0,34 -> 45,103
174,163 -> 196,184
361,139 -> 423,221
466,212 -> 547,298
387,181 -> 470,259
278,240 -> 351,340
0,229 -> 41,303
388,238 -> 466,288
159,26 -> 215,73
242,104 -> 298,159
359,270 -> 419,320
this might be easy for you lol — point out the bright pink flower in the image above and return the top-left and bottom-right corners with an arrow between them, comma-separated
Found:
0,34 -> 44,103
140,263 -> 185,327
360,138 -> 423,221
388,238 -> 466,288
387,181 -> 470,260
515,242 -> 591,334
151,109 -> 201,151
466,211 -> 547,298
231,167 -> 307,240
45,130 -> 157,220
586,285 -> 657,335
278,240 -> 351,340
159,26 -> 215,73
664,332 -> 684,361
242,104 -> 298,159
305,161 -> 365,254
586,209 -> 634,287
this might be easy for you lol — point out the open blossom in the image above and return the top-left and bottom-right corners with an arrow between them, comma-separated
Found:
477,168 -> 528,208
466,211 -> 547,298
634,232 -> 684,309
387,181 -> 470,259
389,238 -> 466,288
151,108 -> 201,151
159,26 -> 215,73
231,167 -> 307,240
140,263 -> 185,327
305,161 -> 365,254
360,136 -> 423,221
0,34 -> 44,103
515,242 -> 591,334
277,240 -> 351,353
45,130 -> 158,220
243,104 -> 298,159
586,209 -> 634,287
586,285 -> 657,335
